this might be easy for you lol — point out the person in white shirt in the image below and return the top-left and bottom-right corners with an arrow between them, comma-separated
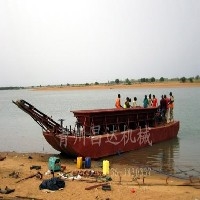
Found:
133,97 -> 137,107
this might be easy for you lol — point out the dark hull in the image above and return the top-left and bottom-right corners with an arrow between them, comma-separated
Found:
43,121 -> 180,159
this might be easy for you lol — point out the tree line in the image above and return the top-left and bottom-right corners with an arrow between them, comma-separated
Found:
113,75 -> 200,85
0,86 -> 25,90
0,75 -> 199,90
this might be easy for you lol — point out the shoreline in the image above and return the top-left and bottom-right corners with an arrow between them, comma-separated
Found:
0,151 -> 200,200
32,82 -> 200,91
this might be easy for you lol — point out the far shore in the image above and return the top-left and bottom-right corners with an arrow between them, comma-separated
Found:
32,81 -> 200,91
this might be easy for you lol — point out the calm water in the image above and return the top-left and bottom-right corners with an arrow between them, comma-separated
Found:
0,87 -> 200,178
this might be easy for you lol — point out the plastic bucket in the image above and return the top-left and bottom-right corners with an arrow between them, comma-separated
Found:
77,157 -> 82,169
85,157 -> 91,168
103,160 -> 109,175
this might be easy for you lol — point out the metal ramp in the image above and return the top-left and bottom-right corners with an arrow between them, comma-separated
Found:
12,99 -> 62,134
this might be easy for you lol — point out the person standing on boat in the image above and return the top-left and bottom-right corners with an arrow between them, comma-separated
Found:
164,94 -> 170,123
152,95 -> 158,107
132,97 -> 137,107
124,97 -> 132,108
115,94 -> 123,108
148,94 -> 152,107
168,92 -> 174,122
143,95 -> 148,108
160,95 -> 167,122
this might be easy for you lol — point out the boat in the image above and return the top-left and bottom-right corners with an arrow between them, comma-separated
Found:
12,99 -> 180,159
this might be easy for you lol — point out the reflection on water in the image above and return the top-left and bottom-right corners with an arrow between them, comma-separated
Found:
104,137 -> 199,179
105,137 -> 179,169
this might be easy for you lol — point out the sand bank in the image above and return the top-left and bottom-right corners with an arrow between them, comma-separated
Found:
32,82 -> 200,92
0,152 -> 199,200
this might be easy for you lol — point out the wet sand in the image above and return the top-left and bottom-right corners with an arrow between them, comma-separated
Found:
0,152 -> 200,200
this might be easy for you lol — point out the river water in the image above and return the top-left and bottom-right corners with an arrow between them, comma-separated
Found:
0,87 -> 200,179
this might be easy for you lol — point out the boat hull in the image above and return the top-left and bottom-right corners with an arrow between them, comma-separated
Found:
43,121 -> 180,159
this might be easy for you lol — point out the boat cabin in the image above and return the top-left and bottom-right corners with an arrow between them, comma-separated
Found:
71,107 -> 158,136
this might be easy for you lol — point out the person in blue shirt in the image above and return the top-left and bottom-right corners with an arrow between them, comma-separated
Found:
143,95 -> 148,108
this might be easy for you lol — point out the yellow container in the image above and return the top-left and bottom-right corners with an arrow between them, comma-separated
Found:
77,157 -> 82,169
103,160 -> 109,175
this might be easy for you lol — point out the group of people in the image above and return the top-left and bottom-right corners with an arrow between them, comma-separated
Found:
115,94 -> 138,109
143,94 -> 158,108
159,92 -> 174,123
115,92 -> 174,123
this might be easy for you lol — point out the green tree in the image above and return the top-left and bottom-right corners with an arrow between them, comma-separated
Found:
195,75 -> 199,80
115,79 -> 120,84
189,77 -> 193,83
159,77 -> 164,82
180,77 -> 186,83
125,78 -> 131,85
150,77 -> 155,82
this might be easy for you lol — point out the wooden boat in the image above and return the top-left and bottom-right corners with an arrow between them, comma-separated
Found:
12,99 -> 180,159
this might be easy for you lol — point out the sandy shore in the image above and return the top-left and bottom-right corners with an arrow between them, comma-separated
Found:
32,81 -> 200,91
0,152 -> 199,200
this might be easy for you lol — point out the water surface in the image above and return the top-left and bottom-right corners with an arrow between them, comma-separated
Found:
0,87 -> 199,178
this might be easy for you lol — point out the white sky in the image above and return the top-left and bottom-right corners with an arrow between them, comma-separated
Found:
0,0 -> 200,87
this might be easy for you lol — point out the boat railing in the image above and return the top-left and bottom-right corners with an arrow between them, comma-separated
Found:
71,109 -> 158,137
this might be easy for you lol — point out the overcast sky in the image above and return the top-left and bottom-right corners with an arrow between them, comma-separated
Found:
1,0 -> 200,87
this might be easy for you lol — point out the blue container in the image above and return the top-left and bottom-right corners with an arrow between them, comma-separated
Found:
48,157 -> 61,171
85,157 -> 91,168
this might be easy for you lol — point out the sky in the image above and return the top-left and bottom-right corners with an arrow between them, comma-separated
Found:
1,0 -> 200,87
